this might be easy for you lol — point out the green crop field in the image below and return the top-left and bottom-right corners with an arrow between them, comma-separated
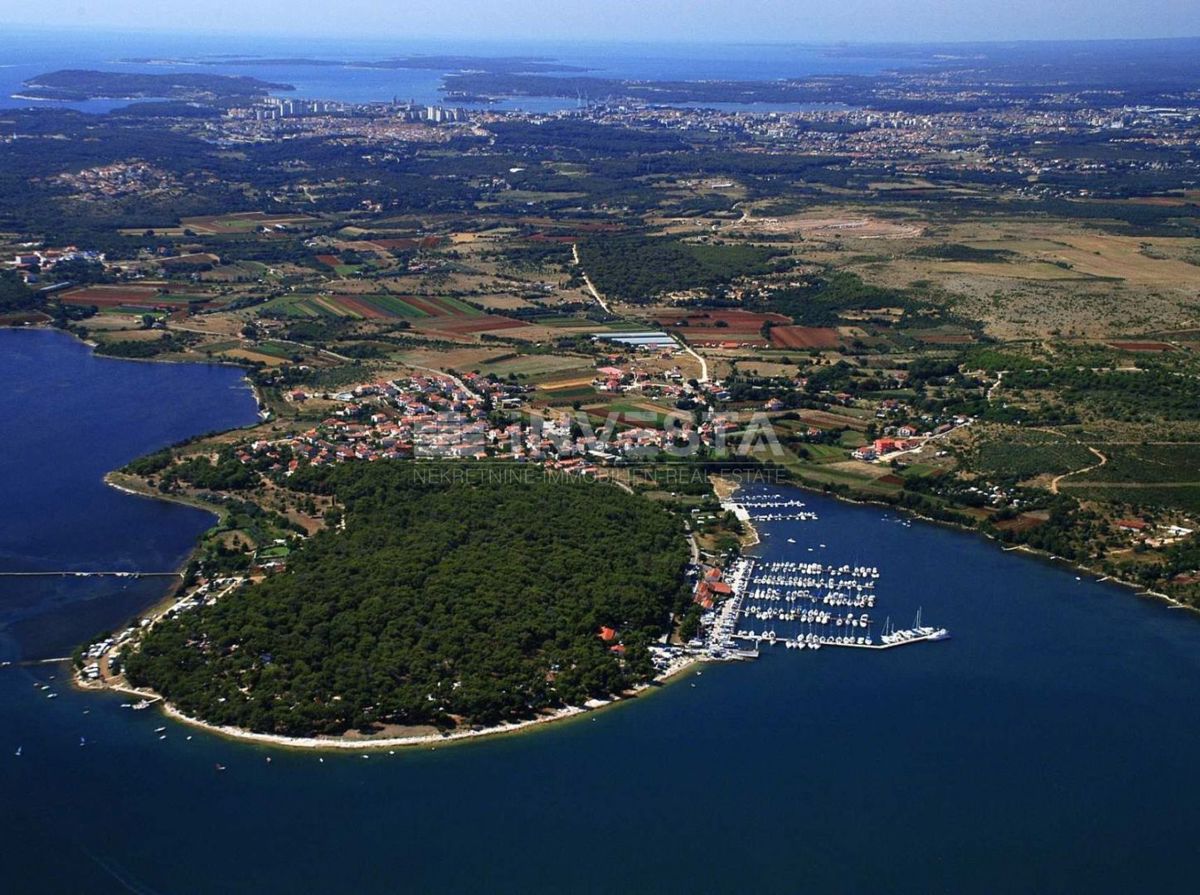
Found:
483,355 -> 592,379
803,444 -> 852,463
253,340 -> 300,359
428,295 -> 483,316
261,295 -> 336,318
363,295 -> 428,317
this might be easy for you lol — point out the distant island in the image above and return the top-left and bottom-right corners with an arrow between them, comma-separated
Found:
17,69 -> 293,102
117,55 -> 590,73
437,43 -> 1200,110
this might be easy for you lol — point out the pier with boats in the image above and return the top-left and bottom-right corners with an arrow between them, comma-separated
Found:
720,496 -> 819,524
697,494 -> 950,656
0,570 -> 179,579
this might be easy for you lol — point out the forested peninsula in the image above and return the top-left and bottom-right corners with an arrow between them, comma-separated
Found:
17,70 -> 292,102
123,462 -> 690,738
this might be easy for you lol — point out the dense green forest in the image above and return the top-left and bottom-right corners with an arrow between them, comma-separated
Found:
125,462 -> 689,737
908,244 -> 1017,263
755,271 -> 922,325
579,235 -> 786,300
93,335 -> 182,358
0,271 -> 35,311
1003,365 -> 1200,421
166,448 -> 261,491
19,69 -> 290,102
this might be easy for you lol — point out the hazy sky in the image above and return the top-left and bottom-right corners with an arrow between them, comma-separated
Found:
2,0 -> 1198,43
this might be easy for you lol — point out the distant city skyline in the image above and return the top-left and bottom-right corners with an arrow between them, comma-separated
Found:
2,0 -> 1199,44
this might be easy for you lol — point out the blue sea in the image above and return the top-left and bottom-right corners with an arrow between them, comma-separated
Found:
2,327 -> 1200,893
0,28 -> 917,114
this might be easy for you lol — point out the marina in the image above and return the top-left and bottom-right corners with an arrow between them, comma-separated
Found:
699,495 -> 949,654
0,570 -> 179,578
5,330 -> 1200,893
720,496 -> 819,524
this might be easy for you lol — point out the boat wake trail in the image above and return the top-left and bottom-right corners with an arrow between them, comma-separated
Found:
81,847 -> 170,895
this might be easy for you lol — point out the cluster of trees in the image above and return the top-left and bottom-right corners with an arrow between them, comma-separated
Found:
123,449 -> 174,477
1003,365 -> 1200,422
19,69 -> 290,102
125,462 -> 688,736
0,271 -> 35,312
487,242 -> 574,270
960,348 -> 1040,373
909,244 -> 1016,263
165,448 -> 260,491
93,335 -> 181,359
756,272 -> 922,326
579,235 -> 785,300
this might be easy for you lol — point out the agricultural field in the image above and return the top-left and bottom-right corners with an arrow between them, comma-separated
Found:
653,309 -> 788,347
59,285 -> 211,310
731,361 -> 803,378
9,57 -> 1200,612
584,399 -> 681,430
260,292 -> 499,321
794,409 -> 873,432
246,340 -> 301,360
219,347 -> 294,366
261,294 -> 346,318
536,383 -> 599,404
769,325 -> 842,349
404,296 -> 531,337
389,347 -> 515,372
467,294 -> 539,311
478,354 -> 593,381
971,438 -> 1097,480
179,212 -> 319,235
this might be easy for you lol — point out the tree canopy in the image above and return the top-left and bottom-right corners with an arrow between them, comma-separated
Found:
125,462 -> 688,737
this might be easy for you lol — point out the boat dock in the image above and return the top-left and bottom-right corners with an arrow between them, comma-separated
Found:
730,628 -> 950,651
720,497 -> 819,523
698,540 -> 949,656
0,571 -> 181,578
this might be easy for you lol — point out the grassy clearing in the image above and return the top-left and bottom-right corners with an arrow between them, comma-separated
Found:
481,355 -> 592,380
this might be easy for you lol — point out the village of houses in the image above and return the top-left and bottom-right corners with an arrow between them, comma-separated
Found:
250,365 -> 747,474
228,343 -> 982,482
